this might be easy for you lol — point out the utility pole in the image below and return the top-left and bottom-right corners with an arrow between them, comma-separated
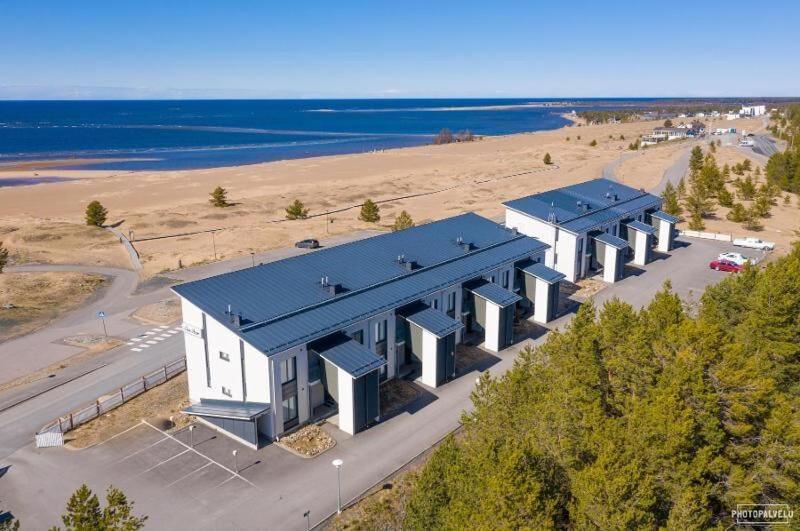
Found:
211,231 -> 217,260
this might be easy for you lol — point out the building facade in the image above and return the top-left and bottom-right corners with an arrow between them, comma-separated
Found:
174,213 -> 561,447
503,178 -> 678,283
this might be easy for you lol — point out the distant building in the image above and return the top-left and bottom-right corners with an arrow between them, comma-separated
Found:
653,127 -> 689,140
740,105 -> 766,117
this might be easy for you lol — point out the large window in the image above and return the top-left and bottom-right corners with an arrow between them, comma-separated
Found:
447,291 -> 456,318
502,270 -> 510,289
375,319 -> 388,380
375,320 -> 387,342
351,329 -> 364,344
280,357 -> 296,384
282,395 -> 298,423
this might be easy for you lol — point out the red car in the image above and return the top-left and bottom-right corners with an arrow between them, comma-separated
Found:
709,259 -> 743,272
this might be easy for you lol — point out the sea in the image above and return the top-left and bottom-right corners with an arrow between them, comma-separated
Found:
0,98 -> 657,171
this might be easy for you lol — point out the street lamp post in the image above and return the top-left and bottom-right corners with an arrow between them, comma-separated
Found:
303,510 -> 310,530
232,449 -> 238,473
251,252 -> 255,267
97,311 -> 107,338
332,458 -> 343,514
211,231 -> 217,261
188,425 -> 195,448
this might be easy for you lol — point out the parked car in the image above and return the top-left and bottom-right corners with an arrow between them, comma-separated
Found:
709,259 -> 743,273
295,238 -> 320,249
718,252 -> 751,266
733,237 -> 775,251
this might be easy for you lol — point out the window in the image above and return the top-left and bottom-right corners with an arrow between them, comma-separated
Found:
221,386 -> 232,397
612,225 -> 618,236
432,298 -> 439,310
219,351 -> 230,362
280,357 -> 296,384
447,292 -> 456,311
502,270 -> 510,289
375,320 -> 387,342
283,396 -> 298,422
351,329 -> 364,344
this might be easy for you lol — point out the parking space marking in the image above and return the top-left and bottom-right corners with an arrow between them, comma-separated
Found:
163,462 -> 214,489
116,436 -> 170,463
95,421 -> 151,447
141,420 -> 258,489
137,448 -> 192,476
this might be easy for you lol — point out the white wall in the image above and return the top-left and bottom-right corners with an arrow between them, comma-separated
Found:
337,370 -> 355,435
205,311 -> 250,401
420,329 -> 439,388
603,247 -> 619,283
533,278 -> 552,324
555,231 -> 578,282
633,231 -> 649,265
484,302 -> 501,352
180,298 -> 207,403
657,219 -> 672,252
506,209 -> 557,268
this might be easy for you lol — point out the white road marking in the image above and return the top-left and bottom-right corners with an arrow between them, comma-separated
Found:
130,338 -> 142,342
137,448 -> 191,476
172,328 -> 182,332
159,325 -> 169,329
139,343 -> 150,349
144,331 -> 156,336
154,337 -> 165,342
141,421 -> 259,489
131,348 -> 142,352
116,436 -> 169,463
126,342 -> 134,346
163,462 -> 213,489
145,340 -> 157,345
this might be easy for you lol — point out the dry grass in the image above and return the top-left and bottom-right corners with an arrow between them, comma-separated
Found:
277,424 -> 336,457
0,271 -> 106,342
380,379 -> 422,417
455,343 -> 494,372
131,296 -> 182,325
571,277 -> 606,300
65,372 -> 190,449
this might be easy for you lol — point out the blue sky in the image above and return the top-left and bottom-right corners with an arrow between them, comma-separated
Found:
1,1 -> 798,99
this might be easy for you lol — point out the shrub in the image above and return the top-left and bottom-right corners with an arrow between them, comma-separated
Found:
359,199 -> 381,223
0,241 -> 8,273
285,199 -> 309,220
433,128 -> 454,145
717,187 -> 734,208
392,211 -> 414,231
620,134 -> 625,140
85,201 -> 108,227
543,153 -> 553,165
589,139 -> 597,147
726,203 -> 747,222
209,186 -> 229,207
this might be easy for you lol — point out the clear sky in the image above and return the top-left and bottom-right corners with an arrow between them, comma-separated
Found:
2,0 -> 798,99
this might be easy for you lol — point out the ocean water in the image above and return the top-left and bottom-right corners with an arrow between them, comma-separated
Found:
0,99 -> 640,171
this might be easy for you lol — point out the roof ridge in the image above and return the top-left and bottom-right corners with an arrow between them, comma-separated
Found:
239,230 -> 526,333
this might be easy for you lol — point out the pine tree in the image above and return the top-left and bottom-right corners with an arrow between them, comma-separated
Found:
743,207 -> 764,230
718,186 -> 734,208
285,199 -> 309,220
661,182 -> 682,216
85,201 -> 108,227
0,241 -> 8,273
59,484 -> 102,530
726,203 -> 748,223
676,177 -> 686,198
392,211 -> 414,231
209,186 -> 229,207
689,146 -> 704,177
101,486 -> 147,530
358,199 -> 380,223
589,139 -> 598,147
543,152 -> 553,165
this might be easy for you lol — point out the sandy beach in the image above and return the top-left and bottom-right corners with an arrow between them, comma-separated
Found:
0,115 -> 775,277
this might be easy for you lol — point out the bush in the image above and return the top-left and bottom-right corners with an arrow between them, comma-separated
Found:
726,202 -> 747,222
717,187 -> 734,208
589,139 -> 597,147
620,134 -> 625,140
0,241 -> 8,273
209,186 -> 229,207
433,128 -> 454,145
85,201 -> 108,227
628,139 -> 640,151
359,199 -> 381,223
543,153 -> 553,165
392,211 -> 414,231
285,199 -> 309,220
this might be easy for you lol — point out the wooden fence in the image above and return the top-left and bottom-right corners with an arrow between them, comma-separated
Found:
36,357 -> 186,446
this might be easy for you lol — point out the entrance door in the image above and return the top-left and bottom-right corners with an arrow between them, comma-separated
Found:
436,333 -> 456,385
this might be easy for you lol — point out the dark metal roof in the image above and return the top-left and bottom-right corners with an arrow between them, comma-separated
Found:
520,262 -> 566,284
184,399 -> 270,421
503,178 -> 662,233
626,220 -> 657,235
468,281 -> 523,307
174,213 -> 524,328
310,333 -> 386,378
651,210 -> 680,224
174,214 -> 549,355
593,232 -> 629,250
403,306 -> 464,338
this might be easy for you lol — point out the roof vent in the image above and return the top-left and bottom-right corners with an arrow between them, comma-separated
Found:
234,312 -> 243,327
456,236 -> 463,245
396,254 -> 406,264
328,283 -> 343,296
547,202 -> 557,224
461,242 -> 474,252
405,260 -> 419,271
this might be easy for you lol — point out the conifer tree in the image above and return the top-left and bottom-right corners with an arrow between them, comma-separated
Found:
209,186 -> 229,207
661,182 -> 682,216
285,199 -> 309,220
392,210 -> 414,231
358,199 -> 380,223
0,241 -> 8,274
543,152 -> 553,165
85,201 -> 108,227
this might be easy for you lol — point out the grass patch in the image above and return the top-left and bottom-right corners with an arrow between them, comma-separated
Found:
277,424 -> 336,457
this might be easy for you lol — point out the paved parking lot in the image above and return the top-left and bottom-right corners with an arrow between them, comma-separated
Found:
0,235 -> 763,530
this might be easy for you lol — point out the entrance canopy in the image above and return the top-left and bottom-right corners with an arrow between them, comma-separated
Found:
626,220 -> 657,235
184,399 -> 270,421
311,333 -> 386,378
651,210 -> 680,224
467,280 -> 522,307
403,306 -> 464,338
592,231 -> 629,250
519,262 -> 566,284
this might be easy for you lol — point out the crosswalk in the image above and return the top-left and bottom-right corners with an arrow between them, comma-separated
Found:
128,325 -> 183,352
